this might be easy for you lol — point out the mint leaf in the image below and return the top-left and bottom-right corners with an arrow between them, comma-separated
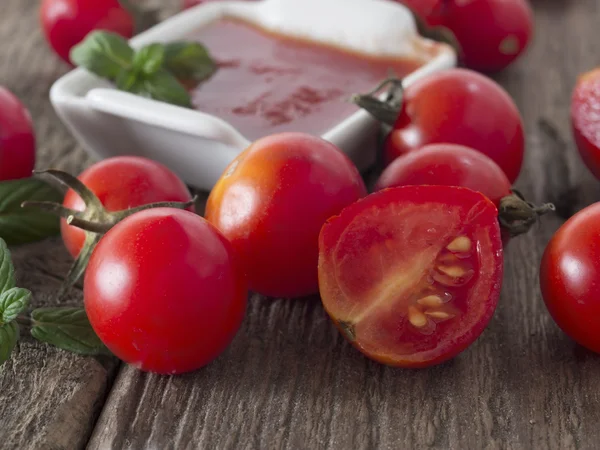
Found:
134,70 -> 192,108
1,178 -> 63,245
0,239 -> 15,295
30,307 -> 110,356
0,322 -> 19,366
0,287 -> 30,325
164,41 -> 217,84
133,43 -> 165,76
71,31 -> 134,80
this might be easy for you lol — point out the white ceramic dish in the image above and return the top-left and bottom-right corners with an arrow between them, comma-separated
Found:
50,0 -> 456,191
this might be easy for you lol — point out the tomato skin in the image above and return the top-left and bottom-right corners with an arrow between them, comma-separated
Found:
0,88 -> 36,181
571,69 -> 600,180
61,156 -> 193,258
319,185 -> 503,368
398,0 -> 533,72
84,208 -> 248,374
376,144 -> 512,207
540,203 -> 600,354
206,132 -> 367,298
40,0 -> 134,65
384,69 -> 525,184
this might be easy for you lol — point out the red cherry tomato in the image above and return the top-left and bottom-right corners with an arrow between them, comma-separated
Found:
0,88 -> 36,181
384,69 -> 525,183
376,144 -> 512,207
61,156 -> 193,258
206,132 -> 367,298
540,203 -> 600,354
571,68 -> 600,180
40,0 -> 134,65
84,208 -> 247,374
399,0 -> 533,72
318,185 -> 503,368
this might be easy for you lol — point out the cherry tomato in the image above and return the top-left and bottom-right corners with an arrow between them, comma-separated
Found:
84,208 -> 247,374
540,203 -> 600,354
376,144 -> 512,207
318,185 -> 503,368
206,132 -> 367,298
571,68 -> 600,180
384,69 -> 525,183
40,0 -> 134,65
62,156 -> 193,258
0,87 -> 36,181
398,0 -> 533,72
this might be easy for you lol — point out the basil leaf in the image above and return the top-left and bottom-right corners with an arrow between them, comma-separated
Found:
137,70 -> 192,108
116,68 -> 139,91
164,41 -> 217,84
0,239 -> 15,295
133,43 -> 165,76
71,31 -> 134,80
0,287 -> 30,325
0,322 -> 19,366
0,178 -> 63,245
30,307 -> 110,356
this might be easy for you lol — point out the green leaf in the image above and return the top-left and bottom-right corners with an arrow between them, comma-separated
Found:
0,287 -> 30,325
70,31 -> 134,80
116,68 -> 139,91
133,43 -> 165,76
30,307 -> 110,356
0,239 -> 15,295
164,41 -> 217,84
131,70 -> 192,108
0,178 -> 63,245
0,322 -> 19,366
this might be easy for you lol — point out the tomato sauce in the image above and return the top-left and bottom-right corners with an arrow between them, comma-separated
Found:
191,19 -> 422,140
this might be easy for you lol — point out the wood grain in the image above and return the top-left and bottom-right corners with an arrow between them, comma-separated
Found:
0,1 -> 118,449
88,1 -> 600,450
3,0 -> 600,448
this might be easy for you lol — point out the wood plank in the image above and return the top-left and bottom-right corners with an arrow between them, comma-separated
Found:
0,1 -> 119,448
88,1 -> 600,449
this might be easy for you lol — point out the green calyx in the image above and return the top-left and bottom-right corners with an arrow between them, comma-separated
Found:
70,31 -> 217,108
498,190 -> 555,237
21,169 -> 197,298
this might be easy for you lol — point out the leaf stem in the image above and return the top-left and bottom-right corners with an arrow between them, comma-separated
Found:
16,314 -> 33,327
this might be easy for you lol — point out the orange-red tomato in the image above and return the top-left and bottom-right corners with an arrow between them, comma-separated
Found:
319,185 -> 503,368
206,132 -> 367,298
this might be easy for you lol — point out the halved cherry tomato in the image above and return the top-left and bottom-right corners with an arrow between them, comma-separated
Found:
0,87 -> 36,181
206,132 -> 367,298
318,185 -> 503,368
571,68 -> 600,180
85,208 -> 248,374
383,69 -> 525,183
40,0 -> 134,65
376,144 -> 512,207
398,0 -> 533,72
61,156 -> 193,258
540,203 -> 600,354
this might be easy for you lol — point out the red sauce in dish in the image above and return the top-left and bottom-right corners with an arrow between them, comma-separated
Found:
191,19 -> 422,140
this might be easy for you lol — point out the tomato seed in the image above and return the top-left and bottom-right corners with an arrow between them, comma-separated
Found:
408,306 -> 428,328
424,310 -> 454,321
446,236 -> 472,253
417,295 -> 444,308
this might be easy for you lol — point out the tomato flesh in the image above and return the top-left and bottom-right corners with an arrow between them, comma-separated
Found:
84,208 -> 248,374
540,203 -> 600,354
318,186 -> 503,367
571,68 -> 600,180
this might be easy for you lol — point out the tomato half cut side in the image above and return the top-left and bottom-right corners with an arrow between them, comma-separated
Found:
318,186 -> 503,368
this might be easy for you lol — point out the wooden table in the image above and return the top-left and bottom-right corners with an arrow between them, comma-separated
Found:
2,0 -> 600,448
